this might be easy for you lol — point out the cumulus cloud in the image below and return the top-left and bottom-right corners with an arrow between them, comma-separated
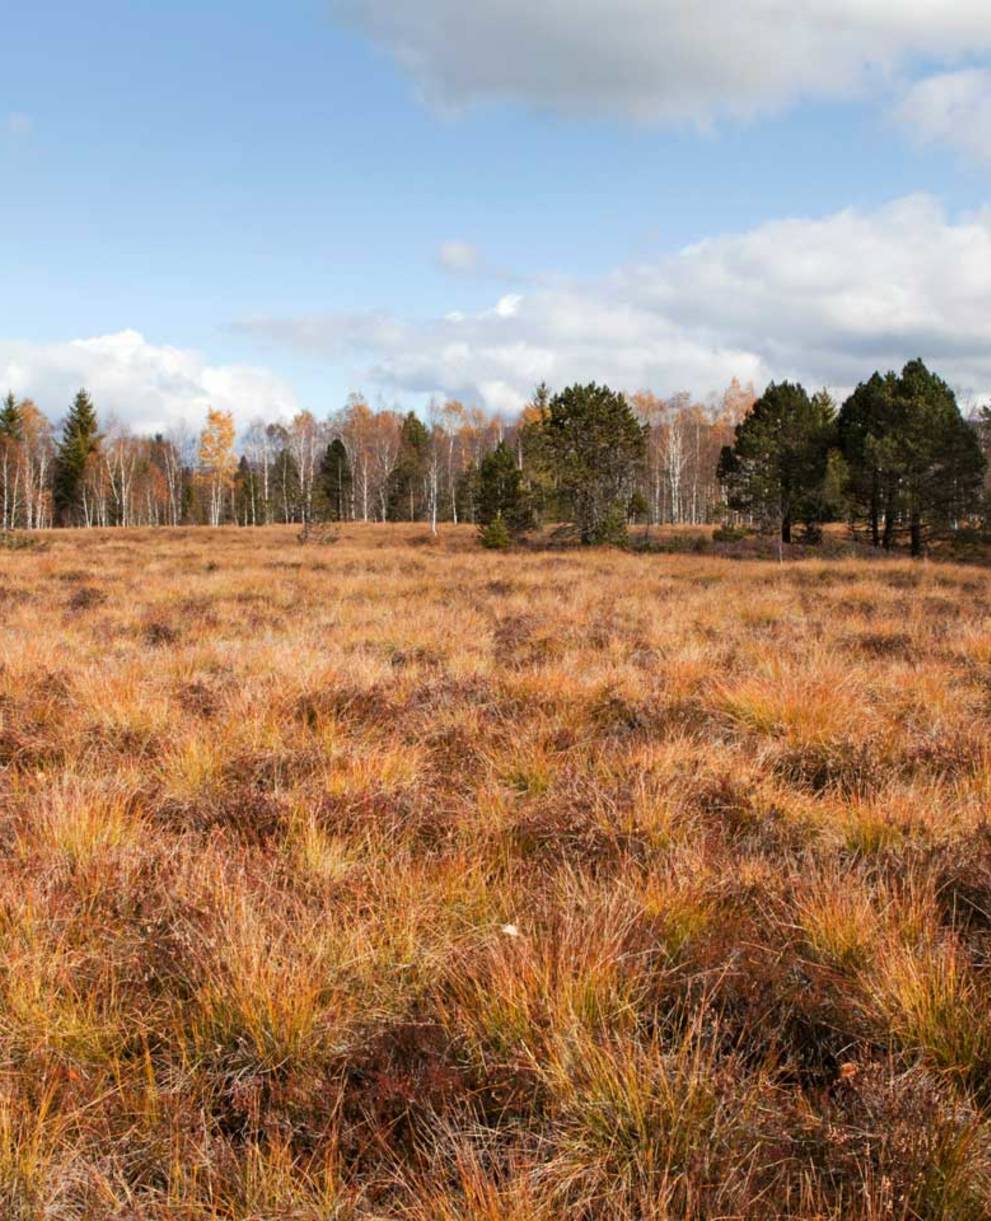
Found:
331,0 -> 991,123
241,195 -> 991,411
0,330 -> 298,434
438,240 -> 481,273
896,68 -> 991,162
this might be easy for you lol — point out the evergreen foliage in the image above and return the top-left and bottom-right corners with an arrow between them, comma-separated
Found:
320,438 -> 352,521
388,412 -> 430,521
476,440 -> 533,537
0,391 -> 21,440
53,389 -> 100,526
836,371 -> 898,547
837,360 -> 985,555
1,365 -> 986,551
717,381 -> 836,543
538,382 -> 646,544
478,513 -> 513,549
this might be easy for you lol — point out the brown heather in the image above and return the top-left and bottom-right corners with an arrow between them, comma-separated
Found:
3,523 -> 991,1217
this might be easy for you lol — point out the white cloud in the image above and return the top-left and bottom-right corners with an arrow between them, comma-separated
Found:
494,294 -> 522,318
438,240 -> 480,273
0,330 -> 298,434
896,68 -> 991,162
241,195 -> 991,411
332,0 -> 991,123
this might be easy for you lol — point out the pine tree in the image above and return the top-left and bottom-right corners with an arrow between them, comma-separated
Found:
477,440 -> 533,538
717,381 -> 834,543
320,438 -> 352,521
890,360 -> 981,554
515,382 -> 556,521
456,461 -> 480,525
233,454 -> 260,525
539,383 -> 646,544
837,372 -> 899,546
387,412 -> 430,520
839,360 -> 985,555
53,389 -> 100,526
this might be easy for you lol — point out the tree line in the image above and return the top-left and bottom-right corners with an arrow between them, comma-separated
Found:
1,360 -> 988,553
0,381 -> 752,532
717,360 -> 989,555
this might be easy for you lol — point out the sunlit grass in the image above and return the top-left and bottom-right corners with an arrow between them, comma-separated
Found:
1,523 -> 990,1214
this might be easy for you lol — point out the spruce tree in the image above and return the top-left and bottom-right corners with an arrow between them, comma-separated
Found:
0,391 -> 21,439
53,389 -> 100,526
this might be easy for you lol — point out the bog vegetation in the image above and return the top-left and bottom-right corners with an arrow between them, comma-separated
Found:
3,358 -> 991,1215
4,359 -> 991,556
4,522 -> 991,1216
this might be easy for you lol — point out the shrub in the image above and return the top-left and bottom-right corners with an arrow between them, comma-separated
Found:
297,525 -> 340,546
594,503 -> 630,547
0,531 -> 49,552
478,515 -> 512,550
713,524 -> 750,543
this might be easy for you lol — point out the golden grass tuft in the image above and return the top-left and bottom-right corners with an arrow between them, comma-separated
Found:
2,523 -> 991,1214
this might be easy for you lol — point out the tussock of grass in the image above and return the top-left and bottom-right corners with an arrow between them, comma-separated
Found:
797,867 -> 881,971
3,523 -> 991,1214
868,935 -> 991,1092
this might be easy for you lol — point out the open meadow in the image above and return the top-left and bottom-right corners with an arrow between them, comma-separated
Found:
4,524 -> 991,1217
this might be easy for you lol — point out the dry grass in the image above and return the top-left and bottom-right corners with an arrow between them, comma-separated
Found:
2,522 -> 991,1216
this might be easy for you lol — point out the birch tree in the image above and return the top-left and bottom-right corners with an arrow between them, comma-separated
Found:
199,408 -> 237,527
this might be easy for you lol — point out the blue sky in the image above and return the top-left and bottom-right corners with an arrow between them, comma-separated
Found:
3,1 -> 991,431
